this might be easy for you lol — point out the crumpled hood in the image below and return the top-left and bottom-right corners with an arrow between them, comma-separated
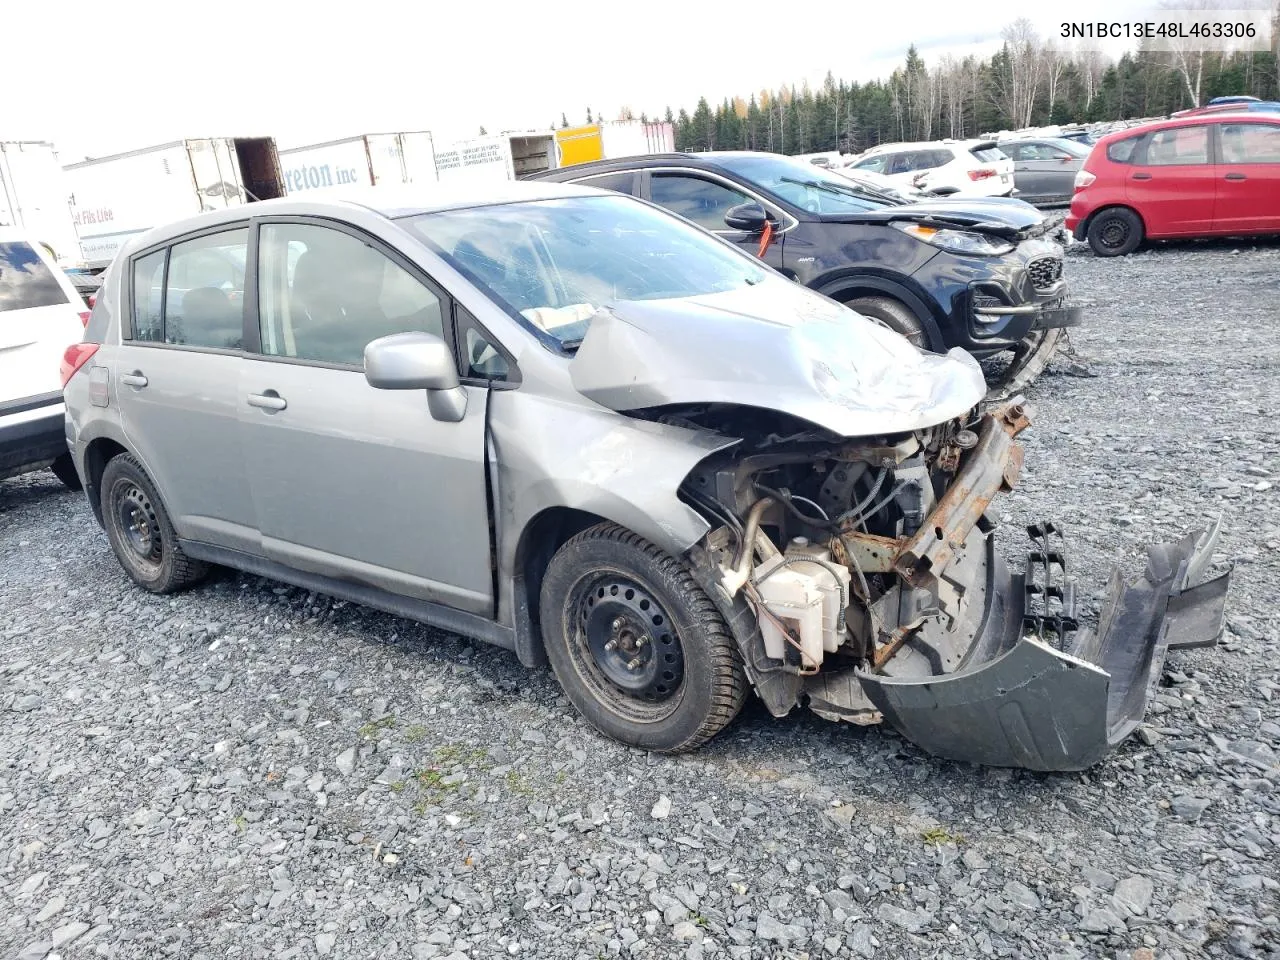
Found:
820,197 -> 1048,235
569,280 -> 987,437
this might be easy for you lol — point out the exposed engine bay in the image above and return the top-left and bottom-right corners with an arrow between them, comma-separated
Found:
663,401 -> 1231,771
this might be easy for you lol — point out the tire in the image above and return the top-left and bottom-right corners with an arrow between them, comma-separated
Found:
1086,207 -> 1143,257
539,523 -> 749,753
50,454 -> 83,492
100,454 -> 208,593
845,296 -> 929,350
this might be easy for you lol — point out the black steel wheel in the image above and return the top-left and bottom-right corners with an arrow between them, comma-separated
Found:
1086,207 -> 1143,257
100,454 -> 208,593
539,523 -> 748,752
571,573 -> 686,720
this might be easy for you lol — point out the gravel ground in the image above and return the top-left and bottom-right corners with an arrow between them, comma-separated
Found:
2,240 -> 1278,960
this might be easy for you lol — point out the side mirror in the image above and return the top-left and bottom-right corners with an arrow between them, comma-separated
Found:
364,332 -> 468,422
723,202 -> 770,233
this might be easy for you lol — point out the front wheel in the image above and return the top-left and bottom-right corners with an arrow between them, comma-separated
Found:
539,523 -> 748,753
845,296 -> 929,350
1086,207 -> 1144,257
100,454 -> 208,593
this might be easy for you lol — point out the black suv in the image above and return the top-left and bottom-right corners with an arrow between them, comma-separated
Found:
533,152 -> 1081,364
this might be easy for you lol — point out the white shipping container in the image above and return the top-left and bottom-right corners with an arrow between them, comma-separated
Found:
0,141 -> 83,268
65,137 -> 283,269
279,132 -> 438,195
434,133 -> 556,186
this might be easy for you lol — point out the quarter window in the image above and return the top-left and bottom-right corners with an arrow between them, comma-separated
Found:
256,222 -> 445,366
1144,126 -> 1209,166
649,174 -> 753,231
131,250 -> 165,341
1220,122 -> 1280,163
1107,136 -> 1143,164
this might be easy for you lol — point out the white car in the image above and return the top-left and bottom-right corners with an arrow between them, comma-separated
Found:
828,164 -> 928,201
847,139 -> 1015,198
0,227 -> 88,488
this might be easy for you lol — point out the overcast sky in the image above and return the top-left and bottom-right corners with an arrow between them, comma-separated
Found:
5,0 -> 1264,160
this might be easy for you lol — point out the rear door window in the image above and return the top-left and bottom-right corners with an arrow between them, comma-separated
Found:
0,241 -> 69,313
1220,122 -> 1280,163
1144,126 -> 1209,166
162,229 -> 249,349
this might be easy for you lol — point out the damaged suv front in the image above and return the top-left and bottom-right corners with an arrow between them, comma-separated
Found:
568,286 -> 1230,772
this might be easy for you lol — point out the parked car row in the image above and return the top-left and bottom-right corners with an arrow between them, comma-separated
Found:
830,106 -> 1280,255
52,178 -> 1229,773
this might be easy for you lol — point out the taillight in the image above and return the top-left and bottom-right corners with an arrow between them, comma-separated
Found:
78,310 -> 91,327
87,293 -> 97,309
1073,169 -> 1096,191
968,168 -> 997,181
60,343 -> 99,388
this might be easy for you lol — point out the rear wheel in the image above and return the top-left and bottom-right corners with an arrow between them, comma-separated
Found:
845,296 -> 929,350
100,454 -> 208,593
539,523 -> 748,753
50,454 -> 82,492
1086,207 -> 1143,257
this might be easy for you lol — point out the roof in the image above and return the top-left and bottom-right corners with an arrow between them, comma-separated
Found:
1095,110 -> 1280,142
117,179 -> 604,257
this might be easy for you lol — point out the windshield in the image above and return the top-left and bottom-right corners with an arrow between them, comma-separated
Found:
713,154 -> 895,214
404,195 -> 767,348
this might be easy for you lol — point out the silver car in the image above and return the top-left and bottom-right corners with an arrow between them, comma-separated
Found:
61,182 -> 1229,770
998,138 -> 1093,205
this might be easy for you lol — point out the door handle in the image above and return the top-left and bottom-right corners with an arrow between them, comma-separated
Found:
247,391 -> 287,412
1131,172 -> 1152,180
1224,172 -> 1247,181
120,372 -> 148,388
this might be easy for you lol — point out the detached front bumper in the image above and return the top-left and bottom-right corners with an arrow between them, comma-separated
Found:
859,519 -> 1230,771
814,407 -> 1232,771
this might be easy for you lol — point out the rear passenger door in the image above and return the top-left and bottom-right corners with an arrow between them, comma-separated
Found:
1214,121 -> 1280,233
238,217 -> 495,614
644,170 -> 787,272
115,226 -> 257,552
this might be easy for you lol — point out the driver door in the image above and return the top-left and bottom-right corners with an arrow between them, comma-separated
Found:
643,171 -> 786,273
239,218 -> 494,615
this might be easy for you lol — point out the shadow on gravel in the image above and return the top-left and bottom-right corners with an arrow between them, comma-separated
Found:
1070,234 -> 1280,258
0,473 -> 79,516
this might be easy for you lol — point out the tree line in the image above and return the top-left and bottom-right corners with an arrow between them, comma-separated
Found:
581,14 -> 1280,155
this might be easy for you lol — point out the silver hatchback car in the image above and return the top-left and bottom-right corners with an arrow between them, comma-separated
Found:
61,182 -> 1229,770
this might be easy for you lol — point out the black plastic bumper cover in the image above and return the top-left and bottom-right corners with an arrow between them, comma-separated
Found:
858,518 -> 1230,771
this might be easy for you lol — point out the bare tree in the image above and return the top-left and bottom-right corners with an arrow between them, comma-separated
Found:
1161,0 -> 1231,107
1074,43 -> 1107,109
1043,41 -> 1068,119
993,19 -> 1045,128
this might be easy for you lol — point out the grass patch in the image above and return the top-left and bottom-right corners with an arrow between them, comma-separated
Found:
358,715 -> 397,739
921,826 -> 965,846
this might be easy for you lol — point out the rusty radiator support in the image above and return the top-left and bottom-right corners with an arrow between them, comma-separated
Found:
838,404 -> 1030,589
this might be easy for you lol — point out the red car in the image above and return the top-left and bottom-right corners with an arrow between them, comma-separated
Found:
1068,113 -> 1280,256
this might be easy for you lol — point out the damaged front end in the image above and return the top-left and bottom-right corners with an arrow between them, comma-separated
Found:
677,402 -> 1230,772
